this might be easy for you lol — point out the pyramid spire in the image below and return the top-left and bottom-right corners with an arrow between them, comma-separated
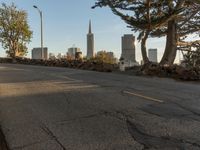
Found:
89,20 -> 92,34
87,19 -> 94,58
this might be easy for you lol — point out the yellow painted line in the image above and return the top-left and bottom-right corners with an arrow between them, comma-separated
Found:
123,91 -> 164,103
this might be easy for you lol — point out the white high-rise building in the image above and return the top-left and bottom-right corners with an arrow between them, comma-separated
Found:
87,20 -> 94,58
32,47 -> 48,60
121,34 -> 137,67
148,48 -> 158,63
68,47 -> 81,59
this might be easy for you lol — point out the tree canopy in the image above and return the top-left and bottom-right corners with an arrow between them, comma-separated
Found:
93,0 -> 200,65
0,3 -> 32,58
181,41 -> 200,67
96,51 -> 118,64
93,0 -> 184,33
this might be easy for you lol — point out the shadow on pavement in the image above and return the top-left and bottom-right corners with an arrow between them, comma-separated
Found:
0,126 -> 9,150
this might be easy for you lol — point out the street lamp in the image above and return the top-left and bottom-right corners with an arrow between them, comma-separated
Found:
33,5 -> 44,59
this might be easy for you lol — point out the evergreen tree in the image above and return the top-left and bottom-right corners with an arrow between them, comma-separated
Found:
93,0 -> 185,64
181,41 -> 200,67
152,1 -> 200,65
93,0 -> 200,66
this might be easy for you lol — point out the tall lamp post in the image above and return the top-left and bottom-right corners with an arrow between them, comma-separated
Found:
33,5 -> 44,59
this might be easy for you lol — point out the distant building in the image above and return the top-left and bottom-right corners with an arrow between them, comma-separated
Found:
87,20 -> 94,58
96,50 -> 104,56
141,60 -> 144,65
96,50 -> 117,64
121,34 -> 137,67
49,53 -> 56,60
57,53 -> 65,59
75,52 -> 83,60
148,48 -> 158,63
68,47 -> 81,59
32,47 -> 48,60
97,51 -> 114,58
107,52 -> 114,58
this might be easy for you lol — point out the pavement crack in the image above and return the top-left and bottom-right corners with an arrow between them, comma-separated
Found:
102,110 -> 200,149
102,111 -> 127,121
184,140 -> 200,148
140,103 -> 200,123
52,109 -> 200,149
172,102 -> 200,118
126,119 -> 200,149
41,125 -> 66,150
139,108 -> 162,118
12,140 -> 45,150
57,113 -> 104,124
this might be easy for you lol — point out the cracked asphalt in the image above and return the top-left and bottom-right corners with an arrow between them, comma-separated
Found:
0,63 -> 200,150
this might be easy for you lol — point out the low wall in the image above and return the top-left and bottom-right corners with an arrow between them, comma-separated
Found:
1,57 -> 199,81
0,57 -> 115,72
142,63 -> 200,81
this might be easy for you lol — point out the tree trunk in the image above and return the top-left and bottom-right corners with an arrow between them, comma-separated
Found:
160,19 -> 177,66
141,31 -> 150,64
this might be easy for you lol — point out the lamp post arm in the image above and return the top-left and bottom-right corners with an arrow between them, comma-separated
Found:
33,6 -> 44,59
40,11 -> 43,59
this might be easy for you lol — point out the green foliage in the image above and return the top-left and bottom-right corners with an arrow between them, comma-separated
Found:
93,0 -> 200,65
182,42 -> 200,67
152,1 -> 200,39
95,51 -> 117,64
0,3 -> 32,58
93,0 -> 184,36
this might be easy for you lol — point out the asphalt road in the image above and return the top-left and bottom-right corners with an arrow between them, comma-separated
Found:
0,64 -> 200,150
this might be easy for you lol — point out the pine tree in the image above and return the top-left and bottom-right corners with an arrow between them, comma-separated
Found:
93,0 -> 200,66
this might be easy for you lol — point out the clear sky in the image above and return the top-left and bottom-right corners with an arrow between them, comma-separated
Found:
0,0 -> 179,63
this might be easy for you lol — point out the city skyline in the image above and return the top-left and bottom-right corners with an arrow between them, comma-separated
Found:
0,0 -> 175,62
0,1 -> 199,149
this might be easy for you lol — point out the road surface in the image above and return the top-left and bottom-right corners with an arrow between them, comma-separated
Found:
0,64 -> 200,150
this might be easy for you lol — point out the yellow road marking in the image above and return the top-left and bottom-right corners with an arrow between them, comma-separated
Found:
123,91 -> 164,103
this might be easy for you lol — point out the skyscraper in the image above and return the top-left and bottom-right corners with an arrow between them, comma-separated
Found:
148,48 -> 158,63
121,34 -> 136,66
87,20 -> 94,58
68,47 -> 81,59
32,47 -> 48,60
